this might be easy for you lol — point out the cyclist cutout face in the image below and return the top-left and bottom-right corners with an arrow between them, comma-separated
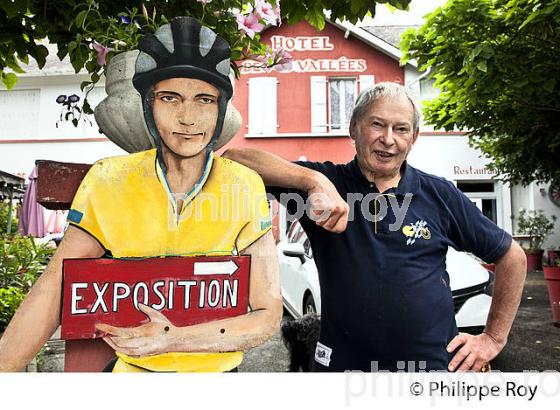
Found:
152,77 -> 219,159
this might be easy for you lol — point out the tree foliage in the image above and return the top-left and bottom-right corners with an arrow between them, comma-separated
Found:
401,0 -> 560,185
0,0 -> 411,88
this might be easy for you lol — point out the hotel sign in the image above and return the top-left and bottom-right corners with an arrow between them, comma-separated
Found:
240,35 -> 367,74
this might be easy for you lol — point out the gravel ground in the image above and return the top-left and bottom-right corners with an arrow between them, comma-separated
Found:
238,315 -> 291,372
490,270 -> 560,372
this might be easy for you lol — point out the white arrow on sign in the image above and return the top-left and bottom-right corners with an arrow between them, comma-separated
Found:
194,260 -> 239,276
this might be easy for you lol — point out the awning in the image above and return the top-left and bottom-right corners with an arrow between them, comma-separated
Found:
0,170 -> 25,200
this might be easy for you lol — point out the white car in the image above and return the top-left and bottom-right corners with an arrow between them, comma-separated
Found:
278,220 -> 494,333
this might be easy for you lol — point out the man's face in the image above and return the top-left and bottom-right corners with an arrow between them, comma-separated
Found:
152,77 -> 219,158
352,95 -> 419,178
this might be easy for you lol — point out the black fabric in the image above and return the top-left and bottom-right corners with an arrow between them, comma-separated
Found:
268,157 -> 512,372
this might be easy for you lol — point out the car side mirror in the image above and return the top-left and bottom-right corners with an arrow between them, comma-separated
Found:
283,243 -> 306,264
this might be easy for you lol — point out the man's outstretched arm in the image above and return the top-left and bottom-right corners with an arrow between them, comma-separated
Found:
0,226 -> 105,372
223,147 -> 319,190
223,148 -> 349,233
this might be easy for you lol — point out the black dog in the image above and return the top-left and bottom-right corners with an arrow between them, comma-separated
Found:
280,314 -> 321,372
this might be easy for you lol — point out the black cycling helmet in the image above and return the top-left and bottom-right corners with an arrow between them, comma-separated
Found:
132,17 -> 233,158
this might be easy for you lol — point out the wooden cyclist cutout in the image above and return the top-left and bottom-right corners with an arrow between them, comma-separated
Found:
0,17 -> 282,373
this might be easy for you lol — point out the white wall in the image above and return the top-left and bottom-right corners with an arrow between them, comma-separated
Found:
0,74 -> 127,178
0,75 -> 108,141
0,141 -> 126,178
408,135 -> 513,233
408,135 -> 497,181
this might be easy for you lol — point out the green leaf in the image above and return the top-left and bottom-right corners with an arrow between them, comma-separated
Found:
543,78 -> 556,93
18,53 -> 29,65
75,10 -> 88,29
476,61 -> 487,73
68,41 -> 77,54
80,80 -> 92,92
351,0 -> 362,14
519,11 -> 538,30
2,1 -> 28,19
1,73 -> 18,90
305,7 -> 325,31
470,44 -> 484,60
6,60 -> 25,74
32,45 -> 49,68
85,59 -> 97,73
83,99 -> 93,115
56,46 -> 68,61
70,46 -> 88,73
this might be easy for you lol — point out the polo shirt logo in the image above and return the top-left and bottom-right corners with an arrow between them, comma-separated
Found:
402,220 -> 431,245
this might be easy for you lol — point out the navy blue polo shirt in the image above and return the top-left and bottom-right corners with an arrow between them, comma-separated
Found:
269,157 -> 512,372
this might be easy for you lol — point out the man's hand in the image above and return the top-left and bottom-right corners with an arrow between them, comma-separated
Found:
447,332 -> 504,372
96,304 -> 177,357
306,172 -> 349,233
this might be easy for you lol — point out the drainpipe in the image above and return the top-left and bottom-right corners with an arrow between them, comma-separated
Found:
405,66 -> 432,96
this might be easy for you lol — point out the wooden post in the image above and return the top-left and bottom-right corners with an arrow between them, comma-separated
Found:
6,184 -> 13,235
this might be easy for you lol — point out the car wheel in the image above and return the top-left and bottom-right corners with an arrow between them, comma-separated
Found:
304,293 -> 316,315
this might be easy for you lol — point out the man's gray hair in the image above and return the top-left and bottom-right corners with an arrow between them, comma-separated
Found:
349,82 -> 421,135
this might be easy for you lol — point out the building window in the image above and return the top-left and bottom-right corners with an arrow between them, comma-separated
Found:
310,75 -> 373,134
328,77 -> 356,131
0,89 -> 40,139
457,181 -> 498,224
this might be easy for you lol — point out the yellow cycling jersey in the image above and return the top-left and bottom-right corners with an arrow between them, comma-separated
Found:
67,148 -> 272,372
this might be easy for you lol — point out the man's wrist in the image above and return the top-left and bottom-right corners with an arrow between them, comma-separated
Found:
482,329 -> 506,348
301,169 -> 325,192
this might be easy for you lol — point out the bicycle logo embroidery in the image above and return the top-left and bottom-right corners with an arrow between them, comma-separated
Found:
402,220 -> 431,246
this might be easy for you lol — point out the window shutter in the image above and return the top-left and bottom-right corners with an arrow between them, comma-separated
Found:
359,75 -> 375,93
248,77 -> 277,135
310,76 -> 327,133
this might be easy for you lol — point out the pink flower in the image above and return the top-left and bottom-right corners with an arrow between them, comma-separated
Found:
92,42 -> 112,66
236,12 -> 265,39
247,47 -> 292,72
248,51 -> 273,72
274,0 -> 282,25
255,0 -> 278,26
272,48 -> 293,72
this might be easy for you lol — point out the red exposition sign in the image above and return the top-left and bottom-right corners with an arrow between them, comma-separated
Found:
61,256 -> 250,340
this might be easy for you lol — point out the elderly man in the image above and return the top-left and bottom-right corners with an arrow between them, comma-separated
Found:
224,82 -> 526,372
0,17 -> 282,373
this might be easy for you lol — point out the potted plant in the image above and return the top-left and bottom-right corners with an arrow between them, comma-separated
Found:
543,258 -> 560,327
547,247 -> 560,266
516,209 -> 556,272
63,1 -> 294,151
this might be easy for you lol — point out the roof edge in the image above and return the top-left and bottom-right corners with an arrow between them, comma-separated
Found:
327,20 -> 417,68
